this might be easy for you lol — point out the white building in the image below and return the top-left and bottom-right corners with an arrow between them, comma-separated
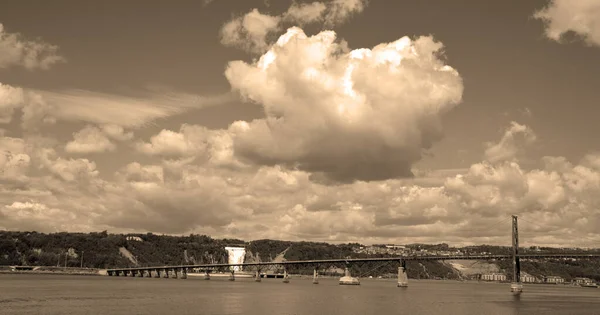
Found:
545,276 -> 565,284
573,277 -> 594,285
520,272 -> 537,283
481,273 -> 507,282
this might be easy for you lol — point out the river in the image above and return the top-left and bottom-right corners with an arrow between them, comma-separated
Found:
1,274 -> 599,314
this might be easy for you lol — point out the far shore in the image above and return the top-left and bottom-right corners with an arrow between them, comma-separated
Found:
0,266 -> 103,276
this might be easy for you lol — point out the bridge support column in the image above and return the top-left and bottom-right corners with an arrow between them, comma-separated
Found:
138,270 -> 144,277
204,270 -> 210,280
171,268 -> 178,279
107,270 -> 113,276
313,268 -> 319,284
154,269 -> 161,278
397,261 -> 408,288
130,270 -> 136,277
229,270 -> 235,281
180,268 -> 187,279
511,215 -> 523,295
163,269 -> 169,278
283,269 -> 290,283
254,270 -> 261,282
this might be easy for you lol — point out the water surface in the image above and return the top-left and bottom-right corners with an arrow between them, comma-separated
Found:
1,275 -> 599,315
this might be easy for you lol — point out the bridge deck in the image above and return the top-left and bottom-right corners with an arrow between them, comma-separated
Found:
106,253 -> 600,272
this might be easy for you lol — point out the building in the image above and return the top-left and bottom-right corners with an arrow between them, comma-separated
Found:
384,244 -> 406,250
573,277 -> 594,285
544,276 -> 565,284
481,273 -> 507,282
520,272 -> 537,283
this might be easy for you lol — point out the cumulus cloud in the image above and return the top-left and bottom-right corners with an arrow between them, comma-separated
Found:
220,0 -> 367,53
0,83 -> 57,130
322,0 -> 368,27
533,0 -> 600,46
0,136 -> 30,183
65,126 -> 116,154
0,82 -> 25,124
0,23 -> 65,70
135,124 -> 243,168
284,2 -> 328,25
225,27 -> 463,182
65,125 -> 133,154
2,121 -> 600,246
220,9 -> 281,54
484,122 -> 536,164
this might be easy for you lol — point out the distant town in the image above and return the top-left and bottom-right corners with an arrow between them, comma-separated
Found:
354,243 -> 599,286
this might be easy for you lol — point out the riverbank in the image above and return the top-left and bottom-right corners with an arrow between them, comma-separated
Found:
0,265 -> 103,276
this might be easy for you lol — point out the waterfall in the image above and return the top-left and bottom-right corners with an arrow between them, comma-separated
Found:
225,247 -> 246,271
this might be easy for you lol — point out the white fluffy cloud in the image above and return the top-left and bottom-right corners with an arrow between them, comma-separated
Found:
484,122 -> 536,164
0,23 -> 65,70
284,2 -> 327,24
220,0 -> 367,53
0,83 -> 25,124
225,27 -> 463,182
220,9 -> 281,54
65,125 -> 134,154
534,0 -> 600,46
2,122 -> 600,246
135,124 -> 242,168
0,85 -> 56,130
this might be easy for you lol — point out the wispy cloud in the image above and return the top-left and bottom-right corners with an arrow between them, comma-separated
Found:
34,89 -> 235,128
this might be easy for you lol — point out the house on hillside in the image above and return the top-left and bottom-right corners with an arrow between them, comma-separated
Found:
544,275 -> 565,284
519,272 -> 537,283
573,277 -> 594,285
481,273 -> 507,282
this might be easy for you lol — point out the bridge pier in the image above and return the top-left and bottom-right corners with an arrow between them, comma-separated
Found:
171,268 -> 178,279
255,270 -> 261,282
130,270 -> 136,277
204,270 -> 210,280
138,270 -> 144,278
229,270 -> 235,281
154,269 -> 161,278
163,269 -> 169,278
313,268 -> 319,284
397,264 -> 408,288
283,269 -> 290,283
180,268 -> 187,279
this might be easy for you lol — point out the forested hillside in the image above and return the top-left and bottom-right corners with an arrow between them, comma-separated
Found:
1,231 -> 599,281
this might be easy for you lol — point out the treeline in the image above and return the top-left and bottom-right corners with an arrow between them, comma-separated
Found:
0,231 -> 232,269
2,231 -> 598,280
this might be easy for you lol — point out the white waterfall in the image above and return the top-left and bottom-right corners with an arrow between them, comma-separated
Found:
225,247 -> 246,271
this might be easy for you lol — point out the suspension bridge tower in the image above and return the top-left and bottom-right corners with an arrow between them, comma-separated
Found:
510,215 -> 523,295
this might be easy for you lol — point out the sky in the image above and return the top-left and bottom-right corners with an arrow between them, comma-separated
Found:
1,0 -> 600,247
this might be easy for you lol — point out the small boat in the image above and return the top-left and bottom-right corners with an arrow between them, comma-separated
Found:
581,283 -> 599,288
510,282 -> 523,295
339,268 -> 360,285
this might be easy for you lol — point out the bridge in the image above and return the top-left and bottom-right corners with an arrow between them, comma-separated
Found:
106,216 -> 600,294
